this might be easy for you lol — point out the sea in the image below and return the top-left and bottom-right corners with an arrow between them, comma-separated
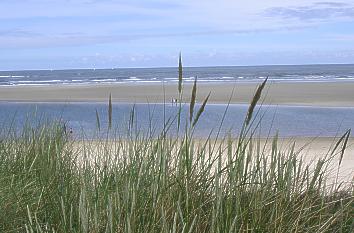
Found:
1,64 -> 354,86
1,64 -> 354,138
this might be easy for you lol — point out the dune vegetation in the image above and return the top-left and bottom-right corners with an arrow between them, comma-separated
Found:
0,57 -> 353,232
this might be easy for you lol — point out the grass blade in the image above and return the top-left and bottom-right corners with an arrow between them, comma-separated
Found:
178,52 -> 183,94
339,129 -> 350,166
192,92 -> 210,127
189,76 -> 197,123
245,78 -> 267,126
108,93 -> 112,130
95,109 -> 101,131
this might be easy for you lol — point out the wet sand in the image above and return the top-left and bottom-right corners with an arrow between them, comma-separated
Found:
1,82 -> 354,107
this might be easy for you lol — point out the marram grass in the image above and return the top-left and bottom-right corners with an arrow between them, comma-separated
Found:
0,117 -> 353,232
0,65 -> 353,232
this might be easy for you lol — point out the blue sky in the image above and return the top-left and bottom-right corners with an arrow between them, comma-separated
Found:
1,0 -> 354,70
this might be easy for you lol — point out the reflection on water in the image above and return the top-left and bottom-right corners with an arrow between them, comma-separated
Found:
0,102 -> 353,138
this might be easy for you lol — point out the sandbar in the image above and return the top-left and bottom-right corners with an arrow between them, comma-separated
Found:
1,82 -> 354,107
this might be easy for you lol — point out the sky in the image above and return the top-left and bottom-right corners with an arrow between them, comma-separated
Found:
1,0 -> 354,70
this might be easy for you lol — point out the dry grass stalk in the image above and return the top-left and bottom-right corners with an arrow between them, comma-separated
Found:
189,76 -> 197,123
192,92 -> 211,127
245,78 -> 267,126
178,53 -> 183,94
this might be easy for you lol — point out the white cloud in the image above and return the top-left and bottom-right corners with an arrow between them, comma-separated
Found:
1,1 -> 353,23
1,0 -> 354,49
174,0 -> 354,30
0,0 -> 174,19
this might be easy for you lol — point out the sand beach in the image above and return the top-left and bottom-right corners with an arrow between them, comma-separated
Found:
1,82 -> 354,107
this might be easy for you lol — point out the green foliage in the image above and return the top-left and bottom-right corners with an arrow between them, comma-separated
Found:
0,115 -> 352,232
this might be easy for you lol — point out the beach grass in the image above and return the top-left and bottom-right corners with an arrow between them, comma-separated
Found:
0,67 -> 353,232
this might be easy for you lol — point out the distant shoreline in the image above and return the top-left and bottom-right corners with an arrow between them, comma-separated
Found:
1,82 -> 354,107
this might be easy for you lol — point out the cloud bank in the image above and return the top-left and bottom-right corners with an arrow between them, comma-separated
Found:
1,0 -> 353,69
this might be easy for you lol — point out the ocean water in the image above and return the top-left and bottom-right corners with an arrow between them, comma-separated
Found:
0,64 -> 354,86
0,102 -> 353,138
1,65 -> 353,138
